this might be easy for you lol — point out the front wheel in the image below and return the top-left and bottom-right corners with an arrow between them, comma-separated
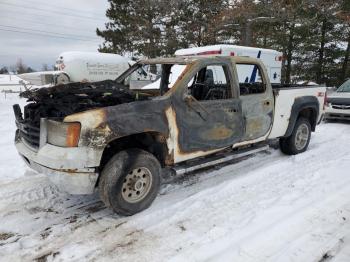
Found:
99,149 -> 161,216
280,117 -> 311,155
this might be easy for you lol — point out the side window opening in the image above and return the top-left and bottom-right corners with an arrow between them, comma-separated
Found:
237,64 -> 266,96
187,65 -> 232,101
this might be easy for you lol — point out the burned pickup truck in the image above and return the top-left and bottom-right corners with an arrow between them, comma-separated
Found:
14,56 -> 326,215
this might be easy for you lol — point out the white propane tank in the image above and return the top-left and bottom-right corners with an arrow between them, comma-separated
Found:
55,51 -> 131,83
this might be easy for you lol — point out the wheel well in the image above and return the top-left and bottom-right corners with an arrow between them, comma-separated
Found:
99,132 -> 170,172
55,72 -> 70,85
298,107 -> 317,131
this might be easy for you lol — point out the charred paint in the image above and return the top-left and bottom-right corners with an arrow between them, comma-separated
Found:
165,106 -> 226,163
201,125 -> 234,140
64,108 -> 115,148
170,57 -> 245,154
64,108 -> 107,128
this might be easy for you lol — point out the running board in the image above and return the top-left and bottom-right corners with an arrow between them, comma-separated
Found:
173,144 -> 269,175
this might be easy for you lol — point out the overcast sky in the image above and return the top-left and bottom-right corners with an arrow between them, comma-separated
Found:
0,0 -> 109,70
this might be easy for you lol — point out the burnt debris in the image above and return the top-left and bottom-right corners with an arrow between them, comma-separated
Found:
17,80 -> 150,124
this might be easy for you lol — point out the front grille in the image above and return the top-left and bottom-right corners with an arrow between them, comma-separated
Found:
17,120 -> 40,149
332,104 -> 350,110
13,103 -> 41,150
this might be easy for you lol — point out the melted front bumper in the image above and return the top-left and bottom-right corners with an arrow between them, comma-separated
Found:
15,137 -> 101,194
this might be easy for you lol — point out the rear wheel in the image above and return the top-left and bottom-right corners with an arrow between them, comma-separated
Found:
280,117 -> 311,155
99,149 -> 161,216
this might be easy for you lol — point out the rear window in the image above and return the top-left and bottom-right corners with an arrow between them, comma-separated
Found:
237,63 -> 266,96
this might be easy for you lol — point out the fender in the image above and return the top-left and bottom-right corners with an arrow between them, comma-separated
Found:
284,96 -> 319,137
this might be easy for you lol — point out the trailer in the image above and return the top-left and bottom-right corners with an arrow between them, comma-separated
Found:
18,52 -> 143,86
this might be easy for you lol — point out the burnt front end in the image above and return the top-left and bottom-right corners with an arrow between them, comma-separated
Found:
13,103 -> 101,194
13,81 -> 141,194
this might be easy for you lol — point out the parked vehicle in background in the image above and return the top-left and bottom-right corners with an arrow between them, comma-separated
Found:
324,79 -> 350,121
54,51 -> 131,84
175,45 -> 283,84
13,56 -> 326,216
18,51 -> 156,86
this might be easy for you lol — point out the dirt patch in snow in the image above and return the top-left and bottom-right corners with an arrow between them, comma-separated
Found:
0,232 -> 14,241
34,251 -> 60,262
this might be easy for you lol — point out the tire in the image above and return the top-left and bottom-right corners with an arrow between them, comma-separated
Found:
99,149 -> 161,216
279,117 -> 311,155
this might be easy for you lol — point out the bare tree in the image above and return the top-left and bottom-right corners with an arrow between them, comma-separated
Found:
16,58 -> 27,74
42,64 -> 50,71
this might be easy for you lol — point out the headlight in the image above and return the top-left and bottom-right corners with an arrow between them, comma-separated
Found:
47,120 -> 81,147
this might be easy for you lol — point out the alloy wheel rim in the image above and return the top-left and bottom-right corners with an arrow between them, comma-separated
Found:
295,123 -> 309,150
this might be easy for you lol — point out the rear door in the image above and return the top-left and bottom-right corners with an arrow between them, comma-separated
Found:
174,60 -> 244,157
235,62 -> 274,141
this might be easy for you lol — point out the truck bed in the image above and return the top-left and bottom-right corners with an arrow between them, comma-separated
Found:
268,85 -> 326,139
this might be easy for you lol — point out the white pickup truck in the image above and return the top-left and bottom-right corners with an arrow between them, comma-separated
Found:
14,56 -> 326,215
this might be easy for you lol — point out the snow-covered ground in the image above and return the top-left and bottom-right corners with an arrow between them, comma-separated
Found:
0,94 -> 349,261
0,74 -> 23,85
0,75 -> 29,93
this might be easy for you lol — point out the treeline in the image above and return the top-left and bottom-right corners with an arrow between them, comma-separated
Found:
0,60 -> 54,74
97,0 -> 350,86
0,59 -> 35,74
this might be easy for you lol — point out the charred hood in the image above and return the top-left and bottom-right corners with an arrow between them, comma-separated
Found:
17,80 -> 150,124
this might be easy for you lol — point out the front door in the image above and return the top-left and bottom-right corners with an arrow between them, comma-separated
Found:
173,61 -> 244,162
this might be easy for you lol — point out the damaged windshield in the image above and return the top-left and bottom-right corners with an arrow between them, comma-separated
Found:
117,63 -> 188,95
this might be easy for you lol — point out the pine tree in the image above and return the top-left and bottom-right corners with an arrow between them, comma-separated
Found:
16,58 -> 27,74
97,0 -> 228,57
338,0 -> 350,82
97,0 -> 184,57
97,0 -> 350,85
0,66 -> 8,74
